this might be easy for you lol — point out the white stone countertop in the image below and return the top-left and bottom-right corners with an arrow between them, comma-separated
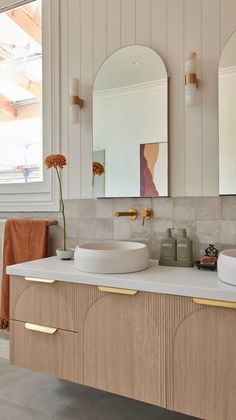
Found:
6,256 -> 236,302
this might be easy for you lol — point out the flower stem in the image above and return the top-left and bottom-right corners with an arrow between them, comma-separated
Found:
55,167 -> 66,251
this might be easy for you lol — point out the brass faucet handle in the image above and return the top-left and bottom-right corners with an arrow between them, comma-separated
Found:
141,208 -> 153,226
114,208 -> 138,220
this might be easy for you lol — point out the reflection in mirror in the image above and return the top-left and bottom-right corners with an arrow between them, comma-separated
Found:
93,45 -> 168,198
219,31 -> 236,195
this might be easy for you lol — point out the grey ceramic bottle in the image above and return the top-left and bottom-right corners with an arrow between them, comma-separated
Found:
160,228 -> 176,261
176,229 -> 193,263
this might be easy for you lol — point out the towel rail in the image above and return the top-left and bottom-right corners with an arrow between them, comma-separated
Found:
47,220 -> 58,227
0,220 -> 57,227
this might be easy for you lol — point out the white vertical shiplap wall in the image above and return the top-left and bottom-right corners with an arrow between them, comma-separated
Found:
184,0 -> 202,196
60,0 -> 236,198
166,0 -> 184,196
201,0 -> 220,196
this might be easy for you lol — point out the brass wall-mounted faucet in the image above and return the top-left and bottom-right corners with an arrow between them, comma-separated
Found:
114,208 -> 138,220
114,207 -> 153,225
141,208 -> 153,226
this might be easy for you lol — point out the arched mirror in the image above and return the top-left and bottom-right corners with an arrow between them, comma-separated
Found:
93,45 -> 168,198
219,31 -> 236,195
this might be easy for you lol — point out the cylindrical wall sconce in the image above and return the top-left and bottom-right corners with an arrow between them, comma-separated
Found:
185,52 -> 198,107
69,78 -> 84,124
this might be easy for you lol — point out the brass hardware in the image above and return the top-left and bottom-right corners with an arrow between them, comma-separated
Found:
141,208 -> 153,226
25,277 -> 56,284
70,95 -> 84,108
25,323 -> 58,334
22,220 -> 57,227
193,297 -> 236,309
98,286 -> 138,295
185,73 -> 198,88
114,208 -> 138,220
47,220 -> 58,227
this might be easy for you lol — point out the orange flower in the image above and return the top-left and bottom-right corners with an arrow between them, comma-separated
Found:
45,154 -> 67,169
93,161 -> 104,176
44,154 -> 68,250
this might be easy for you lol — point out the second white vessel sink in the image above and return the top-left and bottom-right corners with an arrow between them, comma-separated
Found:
218,249 -> 236,286
74,241 -> 149,274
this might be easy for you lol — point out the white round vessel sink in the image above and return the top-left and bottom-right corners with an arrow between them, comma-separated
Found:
218,249 -> 236,286
74,241 -> 149,274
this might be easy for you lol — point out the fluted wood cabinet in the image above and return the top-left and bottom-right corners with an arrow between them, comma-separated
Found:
171,306 -> 236,420
10,275 -> 236,419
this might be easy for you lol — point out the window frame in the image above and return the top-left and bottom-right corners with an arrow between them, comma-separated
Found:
0,0 -> 60,211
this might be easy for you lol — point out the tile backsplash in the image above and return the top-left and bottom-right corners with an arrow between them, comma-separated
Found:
1,196 -> 236,260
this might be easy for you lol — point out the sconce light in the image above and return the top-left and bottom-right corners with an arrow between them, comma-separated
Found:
69,78 -> 84,124
185,52 -> 198,107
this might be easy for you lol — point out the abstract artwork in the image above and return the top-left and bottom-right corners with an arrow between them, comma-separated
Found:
140,142 -> 168,197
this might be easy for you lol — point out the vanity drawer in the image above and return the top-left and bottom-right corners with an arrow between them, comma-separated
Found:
10,275 -> 77,331
10,320 -> 78,382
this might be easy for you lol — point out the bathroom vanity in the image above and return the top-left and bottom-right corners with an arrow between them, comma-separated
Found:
7,258 -> 236,420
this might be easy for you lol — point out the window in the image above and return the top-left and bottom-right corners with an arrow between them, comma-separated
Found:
0,0 -> 42,184
0,0 -> 60,211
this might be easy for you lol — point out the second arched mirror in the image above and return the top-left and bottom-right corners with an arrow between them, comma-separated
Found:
93,45 -> 168,198
219,31 -> 236,195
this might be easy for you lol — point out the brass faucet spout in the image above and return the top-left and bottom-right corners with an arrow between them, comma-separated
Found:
115,211 -> 135,217
114,208 -> 138,220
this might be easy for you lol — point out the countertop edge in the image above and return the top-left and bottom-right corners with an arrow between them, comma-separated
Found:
6,257 -> 236,303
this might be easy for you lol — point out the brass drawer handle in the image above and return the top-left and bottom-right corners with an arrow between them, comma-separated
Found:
193,297 -> 236,309
25,323 -> 58,334
98,286 -> 138,296
25,277 -> 55,284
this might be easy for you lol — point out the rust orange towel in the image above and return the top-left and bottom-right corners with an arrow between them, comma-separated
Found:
0,219 -> 48,330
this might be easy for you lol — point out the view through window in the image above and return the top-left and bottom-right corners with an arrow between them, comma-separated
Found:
0,0 -> 42,184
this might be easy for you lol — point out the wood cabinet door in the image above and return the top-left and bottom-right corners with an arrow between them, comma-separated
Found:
10,276 -> 77,331
11,320 -> 78,382
81,290 -> 166,407
172,305 -> 236,420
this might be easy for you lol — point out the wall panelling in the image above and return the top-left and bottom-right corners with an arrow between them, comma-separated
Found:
61,0 -> 236,198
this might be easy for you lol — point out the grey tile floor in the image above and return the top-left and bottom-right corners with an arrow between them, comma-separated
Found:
0,358 -> 198,420
0,333 -> 9,360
